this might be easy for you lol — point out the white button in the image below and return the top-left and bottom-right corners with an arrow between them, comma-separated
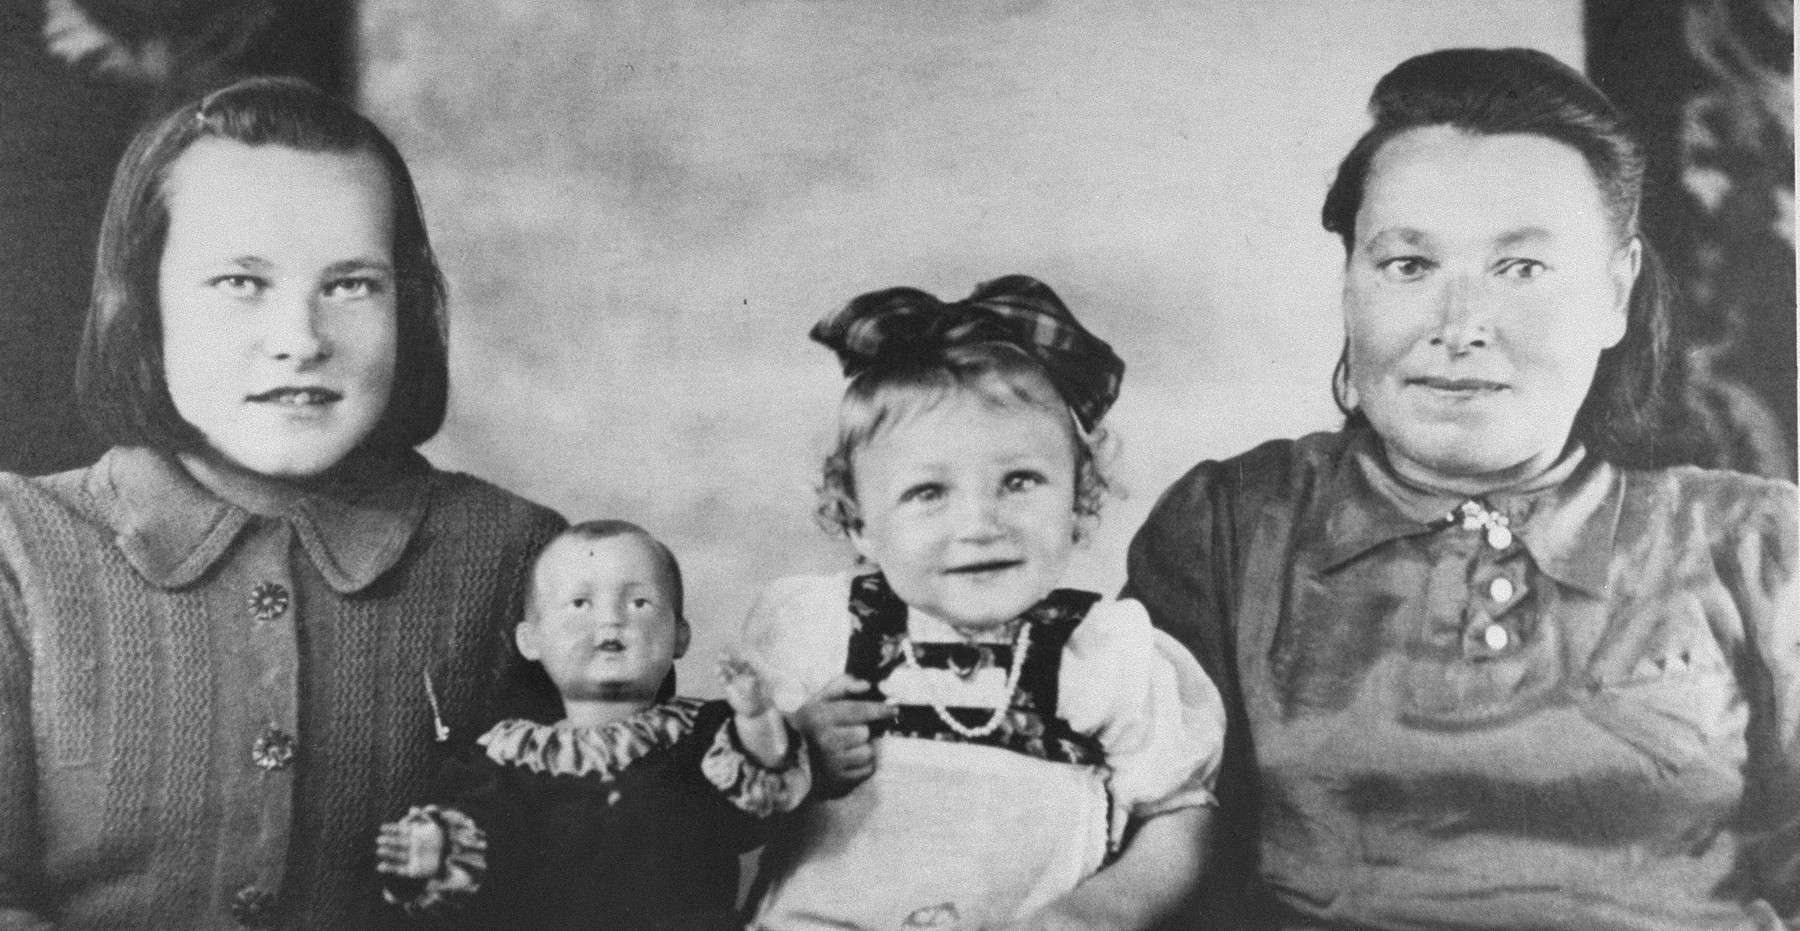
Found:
1486,525 -> 1513,550
1483,624 -> 1510,650
1489,577 -> 1515,602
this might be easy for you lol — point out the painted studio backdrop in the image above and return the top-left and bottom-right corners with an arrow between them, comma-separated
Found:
4,0 -> 1793,691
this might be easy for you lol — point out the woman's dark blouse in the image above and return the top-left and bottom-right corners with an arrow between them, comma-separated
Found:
1125,428 -> 1798,931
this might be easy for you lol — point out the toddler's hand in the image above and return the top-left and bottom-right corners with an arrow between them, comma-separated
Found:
795,673 -> 895,797
719,653 -> 774,719
375,809 -> 446,880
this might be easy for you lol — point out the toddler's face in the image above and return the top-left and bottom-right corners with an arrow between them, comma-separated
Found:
518,533 -> 687,704
850,383 -> 1078,631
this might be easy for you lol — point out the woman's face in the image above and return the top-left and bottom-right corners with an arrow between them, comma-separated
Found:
158,138 -> 398,479
1344,126 -> 1639,492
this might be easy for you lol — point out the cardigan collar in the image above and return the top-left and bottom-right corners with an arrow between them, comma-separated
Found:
1316,427 -> 1623,596
87,445 -> 433,594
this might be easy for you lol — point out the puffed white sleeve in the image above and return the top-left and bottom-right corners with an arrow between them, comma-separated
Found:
737,574 -> 855,716
1058,598 -> 1226,851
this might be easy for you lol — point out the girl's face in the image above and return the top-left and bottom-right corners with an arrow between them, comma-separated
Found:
519,533 -> 688,704
849,377 -> 1078,631
1344,126 -> 1638,493
158,138 -> 398,479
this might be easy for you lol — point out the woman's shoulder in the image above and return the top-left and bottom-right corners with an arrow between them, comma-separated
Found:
1137,429 -> 1353,539
1618,463 -> 1796,555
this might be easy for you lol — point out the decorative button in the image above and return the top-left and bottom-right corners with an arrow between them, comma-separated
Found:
247,582 -> 290,621
251,726 -> 297,771
1482,624 -> 1510,651
231,885 -> 276,926
1488,577 -> 1515,602
1485,524 -> 1513,550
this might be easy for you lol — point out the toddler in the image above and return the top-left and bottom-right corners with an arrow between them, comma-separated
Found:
745,276 -> 1226,930
377,520 -> 809,930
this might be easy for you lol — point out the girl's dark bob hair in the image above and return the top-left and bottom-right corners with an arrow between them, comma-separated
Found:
1322,47 -> 1677,466
76,76 -> 450,455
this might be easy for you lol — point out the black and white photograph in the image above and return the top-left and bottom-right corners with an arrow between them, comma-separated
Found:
0,1 -> 1793,928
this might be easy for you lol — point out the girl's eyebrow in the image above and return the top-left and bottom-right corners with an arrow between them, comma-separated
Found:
323,257 -> 395,277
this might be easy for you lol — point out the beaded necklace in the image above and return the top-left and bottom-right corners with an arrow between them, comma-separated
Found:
897,620 -> 1032,738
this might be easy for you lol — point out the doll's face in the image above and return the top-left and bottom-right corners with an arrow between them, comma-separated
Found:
517,533 -> 688,704
849,374 -> 1079,632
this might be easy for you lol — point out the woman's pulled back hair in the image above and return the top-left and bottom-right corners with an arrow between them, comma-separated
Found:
1322,48 -> 1678,465
76,75 -> 449,455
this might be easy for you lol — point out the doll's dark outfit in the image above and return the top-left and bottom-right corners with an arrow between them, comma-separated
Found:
385,697 -> 809,931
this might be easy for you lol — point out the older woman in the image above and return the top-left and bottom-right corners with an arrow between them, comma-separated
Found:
0,79 -> 562,929
1127,49 -> 1796,930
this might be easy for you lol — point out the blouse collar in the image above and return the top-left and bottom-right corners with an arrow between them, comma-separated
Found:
86,445 -> 433,594
1316,427 -> 1623,595
478,698 -> 706,778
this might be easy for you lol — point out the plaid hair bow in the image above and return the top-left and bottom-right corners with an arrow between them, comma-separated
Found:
810,274 -> 1125,431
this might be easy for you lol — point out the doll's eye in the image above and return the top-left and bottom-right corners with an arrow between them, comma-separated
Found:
629,597 -> 655,610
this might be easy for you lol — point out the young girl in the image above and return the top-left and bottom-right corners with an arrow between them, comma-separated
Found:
0,76 -> 566,929
744,276 -> 1227,931
377,521 -> 810,930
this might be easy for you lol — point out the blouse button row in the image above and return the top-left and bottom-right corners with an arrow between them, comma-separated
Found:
1488,577 -> 1515,603
247,582 -> 290,621
251,726 -> 297,771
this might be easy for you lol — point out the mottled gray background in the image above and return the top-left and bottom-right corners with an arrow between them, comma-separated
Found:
352,2 -> 1590,690
4,1 -> 1791,696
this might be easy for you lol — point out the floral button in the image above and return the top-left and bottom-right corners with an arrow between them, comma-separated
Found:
231,885 -> 276,926
247,582 -> 290,621
251,726 -> 297,771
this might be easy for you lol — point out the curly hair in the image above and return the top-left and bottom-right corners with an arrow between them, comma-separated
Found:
814,341 -> 1117,541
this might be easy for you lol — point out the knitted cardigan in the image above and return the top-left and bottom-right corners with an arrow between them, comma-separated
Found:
0,446 -> 564,930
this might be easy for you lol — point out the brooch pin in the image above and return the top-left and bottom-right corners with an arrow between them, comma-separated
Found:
1452,499 -> 1513,550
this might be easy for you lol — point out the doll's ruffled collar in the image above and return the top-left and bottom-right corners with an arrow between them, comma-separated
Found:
478,697 -> 705,778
